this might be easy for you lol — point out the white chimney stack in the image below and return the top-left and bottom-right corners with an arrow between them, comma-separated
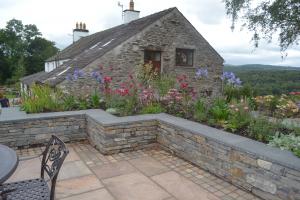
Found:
123,0 -> 140,23
73,22 -> 89,42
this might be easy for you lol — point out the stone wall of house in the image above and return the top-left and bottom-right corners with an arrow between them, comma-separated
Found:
0,115 -> 86,147
86,116 -> 158,154
59,9 -> 223,98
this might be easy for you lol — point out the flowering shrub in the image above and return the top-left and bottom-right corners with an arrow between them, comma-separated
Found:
136,62 -> 159,86
139,88 -> 156,106
225,99 -> 251,133
276,95 -> 299,118
254,94 -> 299,118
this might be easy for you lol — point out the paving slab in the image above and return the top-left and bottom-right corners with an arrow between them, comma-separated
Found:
56,175 -> 103,199
91,160 -> 136,179
7,157 -> 41,183
60,188 -> 115,200
129,156 -> 170,176
58,160 -> 92,180
152,171 -> 220,200
103,172 -> 171,200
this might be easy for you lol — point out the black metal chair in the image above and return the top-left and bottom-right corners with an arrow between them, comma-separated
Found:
0,135 -> 69,200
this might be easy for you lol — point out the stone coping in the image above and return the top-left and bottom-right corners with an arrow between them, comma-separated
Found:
1,107 -> 300,171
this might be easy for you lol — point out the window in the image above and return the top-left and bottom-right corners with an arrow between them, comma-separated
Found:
144,51 -> 161,62
176,49 -> 194,66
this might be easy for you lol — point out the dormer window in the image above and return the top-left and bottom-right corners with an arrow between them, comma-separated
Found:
176,48 -> 194,66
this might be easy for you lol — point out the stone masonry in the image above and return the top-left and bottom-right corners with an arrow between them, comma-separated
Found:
0,108 -> 299,200
59,9 -> 223,98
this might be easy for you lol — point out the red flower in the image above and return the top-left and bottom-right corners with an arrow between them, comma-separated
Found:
116,88 -> 129,96
99,65 -> 103,70
104,76 -> 112,83
180,82 -> 188,89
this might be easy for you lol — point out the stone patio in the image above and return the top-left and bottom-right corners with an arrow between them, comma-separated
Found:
7,141 -> 261,200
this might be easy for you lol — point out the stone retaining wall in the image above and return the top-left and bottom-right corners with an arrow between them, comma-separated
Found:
157,121 -> 300,200
86,116 -> 157,154
0,114 -> 86,147
0,108 -> 299,200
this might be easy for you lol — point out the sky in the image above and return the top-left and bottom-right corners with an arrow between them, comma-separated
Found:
0,0 -> 300,67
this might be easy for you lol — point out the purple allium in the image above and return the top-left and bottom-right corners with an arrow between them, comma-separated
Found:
195,68 -> 208,79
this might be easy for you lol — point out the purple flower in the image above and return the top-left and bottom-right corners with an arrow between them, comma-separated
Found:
65,69 -> 85,81
222,71 -> 242,87
195,68 -> 208,79
91,70 -> 104,83
66,73 -> 73,81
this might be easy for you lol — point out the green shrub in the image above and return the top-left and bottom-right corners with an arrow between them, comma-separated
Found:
78,97 -> 90,110
194,99 -> 208,122
63,95 -> 78,111
269,133 -> 300,157
141,103 -> 165,114
151,75 -> 176,97
209,98 -> 230,124
21,84 -> 63,113
247,117 -> 278,142
90,91 -> 101,108
224,84 -> 255,102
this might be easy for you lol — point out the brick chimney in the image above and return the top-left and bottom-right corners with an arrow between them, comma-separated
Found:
73,22 -> 89,43
123,0 -> 140,23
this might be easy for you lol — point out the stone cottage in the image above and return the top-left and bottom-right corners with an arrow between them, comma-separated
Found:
20,1 -> 224,97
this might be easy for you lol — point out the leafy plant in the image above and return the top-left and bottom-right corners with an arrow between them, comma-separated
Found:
21,84 -> 63,113
90,91 -> 101,108
247,117 -> 278,142
225,99 -> 252,133
208,98 -> 230,125
194,99 -> 208,122
141,103 -> 165,114
63,95 -> 78,111
269,133 -> 300,157
151,75 -> 176,97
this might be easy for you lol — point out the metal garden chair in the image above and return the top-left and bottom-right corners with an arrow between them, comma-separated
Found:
0,135 -> 69,200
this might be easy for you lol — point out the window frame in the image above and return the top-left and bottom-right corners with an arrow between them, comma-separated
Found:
175,48 -> 194,67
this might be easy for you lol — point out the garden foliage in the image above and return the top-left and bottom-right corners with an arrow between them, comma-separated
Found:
21,65 -> 300,157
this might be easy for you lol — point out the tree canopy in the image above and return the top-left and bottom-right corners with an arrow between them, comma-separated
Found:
224,0 -> 300,50
0,19 -> 58,84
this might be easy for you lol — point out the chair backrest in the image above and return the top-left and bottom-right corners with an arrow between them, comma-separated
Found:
41,135 -> 69,200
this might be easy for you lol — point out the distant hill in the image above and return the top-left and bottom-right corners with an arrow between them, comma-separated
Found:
223,64 -> 300,95
224,64 -> 300,71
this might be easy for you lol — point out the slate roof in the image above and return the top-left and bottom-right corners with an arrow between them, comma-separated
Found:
39,7 -> 176,86
20,71 -> 47,86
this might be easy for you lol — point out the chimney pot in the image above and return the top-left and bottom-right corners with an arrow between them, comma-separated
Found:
76,22 -> 79,29
79,22 -> 83,29
83,23 -> 86,30
129,0 -> 134,10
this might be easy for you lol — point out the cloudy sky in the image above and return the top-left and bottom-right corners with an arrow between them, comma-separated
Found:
1,0 -> 299,67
